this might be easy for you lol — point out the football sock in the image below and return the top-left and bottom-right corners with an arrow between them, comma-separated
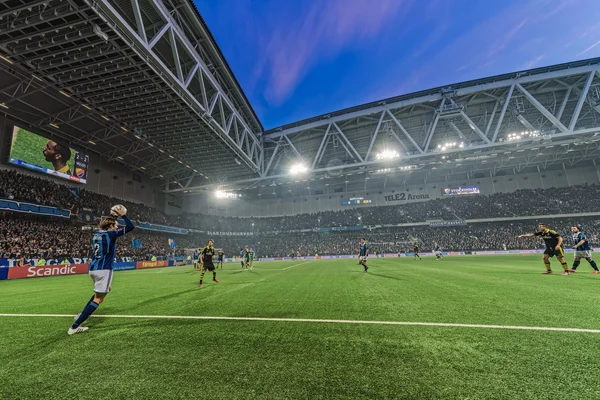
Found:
572,260 -> 580,270
589,260 -> 599,271
199,270 -> 206,284
561,262 -> 569,271
72,298 -> 99,329
544,262 -> 551,271
213,272 -> 217,281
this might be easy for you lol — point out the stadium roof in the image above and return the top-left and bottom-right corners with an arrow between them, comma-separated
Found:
170,57 -> 600,198
0,0 -> 263,186
2,1 -> 600,198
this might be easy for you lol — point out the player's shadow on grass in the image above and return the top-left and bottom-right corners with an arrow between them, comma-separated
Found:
367,272 -> 404,281
129,288 -> 197,309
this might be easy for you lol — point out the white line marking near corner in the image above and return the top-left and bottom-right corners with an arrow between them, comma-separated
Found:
281,261 -> 313,270
1,313 -> 600,334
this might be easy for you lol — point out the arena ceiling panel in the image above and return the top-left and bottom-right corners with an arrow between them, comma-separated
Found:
0,0 -> 263,187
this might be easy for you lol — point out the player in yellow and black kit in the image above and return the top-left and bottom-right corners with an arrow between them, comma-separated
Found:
198,239 -> 220,287
517,223 -> 570,275
217,249 -> 224,269
413,242 -> 422,261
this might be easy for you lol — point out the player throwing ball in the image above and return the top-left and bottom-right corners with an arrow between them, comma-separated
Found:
68,204 -> 135,335
199,239 -> 219,288
358,238 -> 369,272
569,225 -> 600,274
517,223 -> 570,275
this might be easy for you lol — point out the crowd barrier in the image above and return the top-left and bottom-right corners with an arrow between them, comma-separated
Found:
3,249 -> 599,281
0,259 -> 193,280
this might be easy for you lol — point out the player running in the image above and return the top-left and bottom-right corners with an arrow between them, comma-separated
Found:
193,248 -> 200,271
244,246 -> 251,270
358,238 -> 369,272
68,205 -> 135,335
569,225 -> 599,274
217,248 -> 224,269
199,239 -> 219,288
517,223 -> 570,275
249,248 -> 255,270
413,242 -> 422,261
434,242 -> 443,260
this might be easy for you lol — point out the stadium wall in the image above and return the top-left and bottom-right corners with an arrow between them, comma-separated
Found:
183,165 -> 600,217
0,116 -> 162,207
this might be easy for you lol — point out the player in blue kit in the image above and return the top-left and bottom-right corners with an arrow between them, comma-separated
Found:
68,205 -> 135,335
569,225 -> 599,274
358,238 -> 369,272
434,242 -> 443,260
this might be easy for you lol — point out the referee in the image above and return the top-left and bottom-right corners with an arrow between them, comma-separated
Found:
199,239 -> 220,288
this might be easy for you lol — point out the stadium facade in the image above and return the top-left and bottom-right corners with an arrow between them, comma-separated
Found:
0,1 -> 599,218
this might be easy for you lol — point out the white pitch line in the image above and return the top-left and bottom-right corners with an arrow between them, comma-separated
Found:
281,261 -> 313,270
1,313 -> 600,334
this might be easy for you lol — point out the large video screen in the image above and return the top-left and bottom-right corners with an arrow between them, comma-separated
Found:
442,185 -> 480,196
9,125 -> 89,183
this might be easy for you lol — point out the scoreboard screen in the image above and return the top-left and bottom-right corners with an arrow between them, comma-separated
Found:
342,197 -> 372,206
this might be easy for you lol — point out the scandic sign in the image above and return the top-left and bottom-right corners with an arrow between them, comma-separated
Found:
136,260 -> 169,269
8,264 -> 88,279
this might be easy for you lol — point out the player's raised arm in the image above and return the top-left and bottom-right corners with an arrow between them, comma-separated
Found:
109,204 -> 135,238
516,233 -> 536,238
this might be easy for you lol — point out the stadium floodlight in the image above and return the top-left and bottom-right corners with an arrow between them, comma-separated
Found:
376,150 -> 400,160
437,142 -> 464,151
506,130 -> 540,141
289,163 -> 309,175
215,190 -> 239,199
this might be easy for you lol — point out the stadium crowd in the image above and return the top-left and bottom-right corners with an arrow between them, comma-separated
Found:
2,169 -> 600,234
1,212 -> 598,260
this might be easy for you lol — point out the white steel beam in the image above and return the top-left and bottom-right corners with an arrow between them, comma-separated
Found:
460,110 -> 491,143
386,110 -> 424,154
569,71 -> 595,131
266,63 -> 600,139
557,86 -> 571,121
516,83 -> 568,133
167,126 -> 600,193
485,99 -> 500,139
283,135 -> 303,160
423,112 -> 441,152
449,122 -> 467,140
364,112 -> 384,161
492,85 -> 514,143
313,124 -> 332,168
184,64 -> 200,88
148,23 -> 171,49
88,0 -> 262,173
130,0 -> 147,43
332,122 -> 364,162
168,27 -> 184,81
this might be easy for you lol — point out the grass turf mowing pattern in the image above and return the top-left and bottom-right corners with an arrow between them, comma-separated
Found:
2,255 -> 600,399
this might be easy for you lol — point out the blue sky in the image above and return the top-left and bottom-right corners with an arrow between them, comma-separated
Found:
195,0 -> 600,130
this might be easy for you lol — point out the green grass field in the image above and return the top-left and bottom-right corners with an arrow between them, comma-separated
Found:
2,255 -> 600,399
10,127 -> 74,172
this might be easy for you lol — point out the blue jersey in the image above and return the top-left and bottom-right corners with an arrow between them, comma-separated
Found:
359,243 -> 369,257
89,216 -> 135,271
434,244 -> 441,251
573,232 -> 591,251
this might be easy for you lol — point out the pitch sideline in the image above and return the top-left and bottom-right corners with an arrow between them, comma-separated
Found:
1,313 -> 600,334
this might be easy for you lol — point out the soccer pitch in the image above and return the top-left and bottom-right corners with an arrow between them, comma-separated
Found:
2,255 -> 600,400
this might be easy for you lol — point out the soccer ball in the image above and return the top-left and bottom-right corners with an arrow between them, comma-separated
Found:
110,204 -> 127,217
